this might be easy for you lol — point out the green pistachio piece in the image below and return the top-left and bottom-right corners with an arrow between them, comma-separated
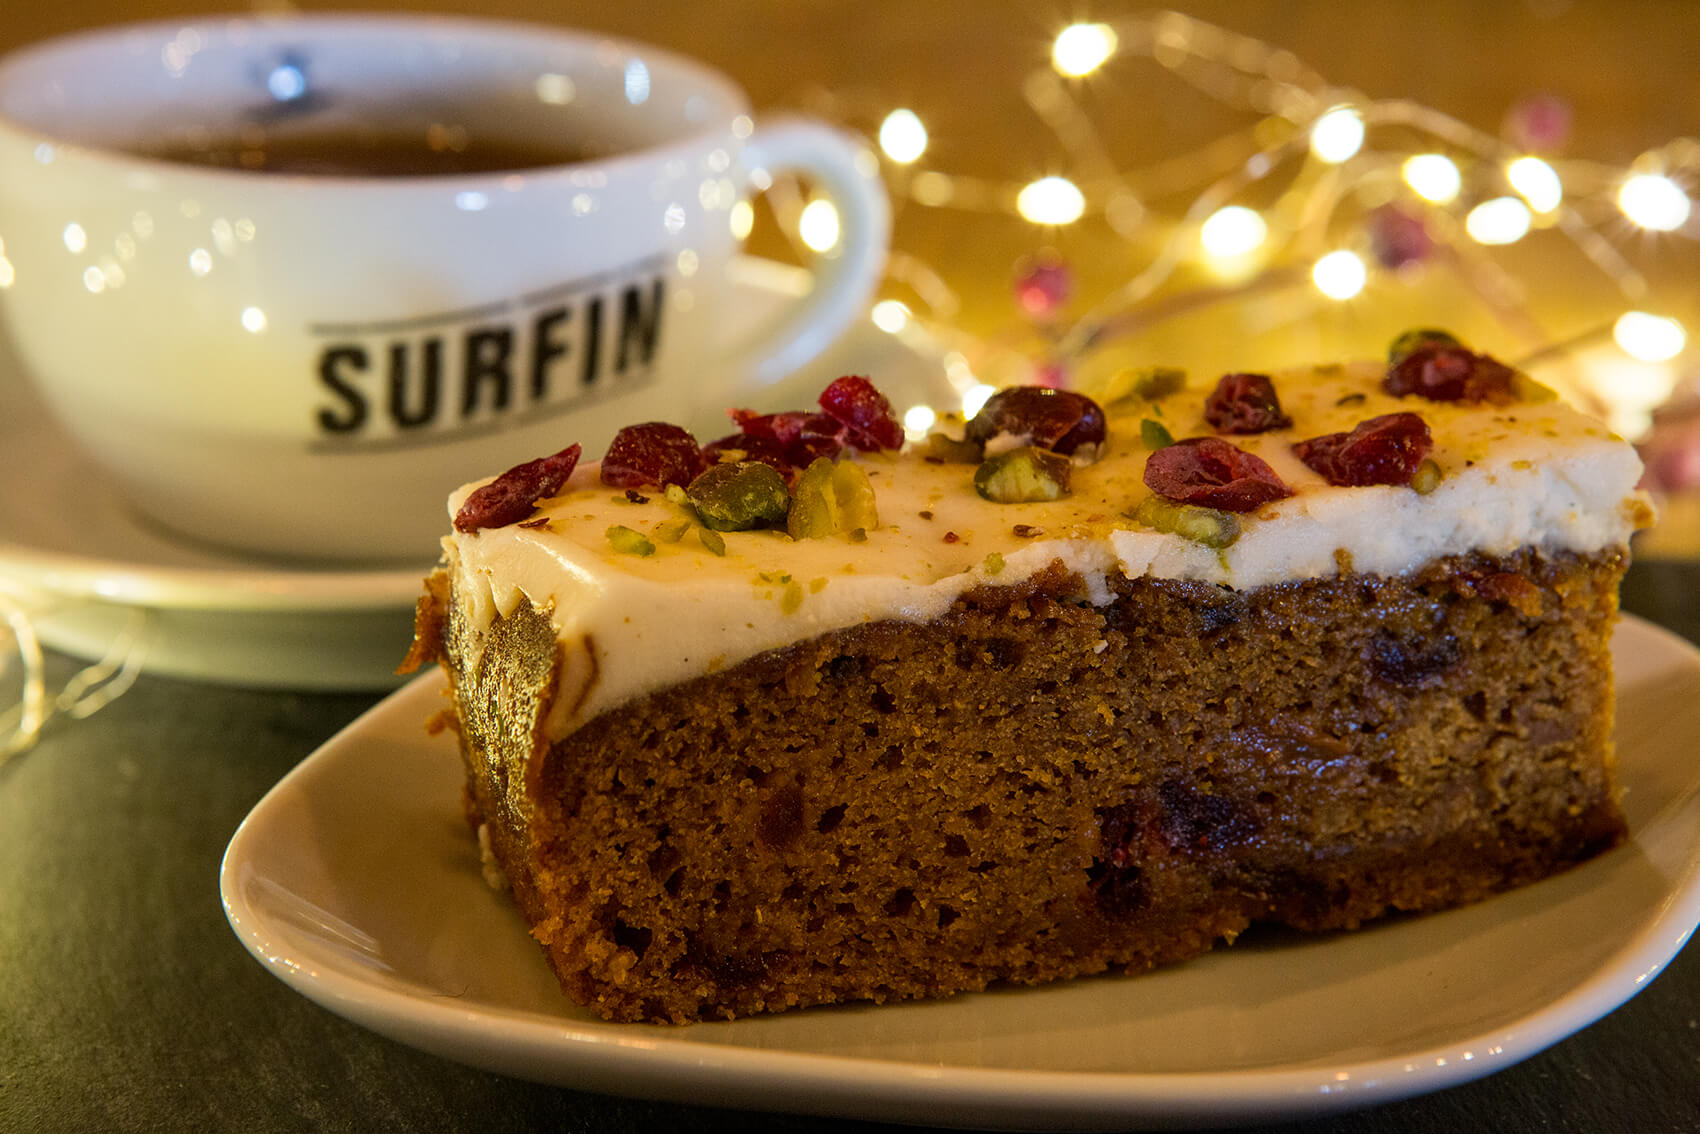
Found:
973,446 -> 1072,503
1132,365 -> 1187,399
923,432 -> 984,463
1104,364 -> 1187,404
1411,459 -> 1443,495
606,525 -> 656,556
1388,328 -> 1462,364
1510,371 -> 1559,403
787,457 -> 880,539
983,552 -> 1006,575
687,461 -> 790,532
655,517 -> 692,543
697,527 -> 727,556
1140,419 -> 1175,450
1131,495 -> 1241,549
780,579 -> 805,614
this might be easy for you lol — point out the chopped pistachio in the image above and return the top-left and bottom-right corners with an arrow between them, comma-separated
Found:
848,527 -> 869,542
606,525 -> 656,556
788,457 -> 880,539
973,446 -> 1071,502
1411,459 -> 1443,494
809,577 -> 828,593
1106,364 -> 1187,404
1140,418 -> 1175,450
1130,496 -> 1240,549
922,432 -> 983,463
697,527 -> 726,556
1388,327 -> 1462,364
757,570 -> 792,584
780,579 -> 805,614
687,461 -> 790,531
1511,371 -> 1559,403
664,483 -> 689,505
983,552 -> 1006,575
655,517 -> 692,543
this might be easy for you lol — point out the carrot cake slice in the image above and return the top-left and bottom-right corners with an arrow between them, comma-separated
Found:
405,332 -> 1652,1023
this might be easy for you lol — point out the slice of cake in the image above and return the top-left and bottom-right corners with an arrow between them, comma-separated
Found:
404,334 -> 1653,1024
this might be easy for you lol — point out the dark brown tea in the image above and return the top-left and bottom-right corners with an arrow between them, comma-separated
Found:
141,123 -> 601,176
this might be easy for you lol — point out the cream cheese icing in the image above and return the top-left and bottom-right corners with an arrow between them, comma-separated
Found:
441,361 -> 1651,736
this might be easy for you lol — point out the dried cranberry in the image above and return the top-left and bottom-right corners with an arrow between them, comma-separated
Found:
964,386 -> 1108,457
729,409 -> 840,445
1203,373 -> 1292,434
600,422 -> 701,489
1384,345 -> 1516,404
701,431 -> 838,484
1293,412 -> 1434,487
453,443 -> 581,533
1142,437 -> 1292,512
818,375 -> 904,451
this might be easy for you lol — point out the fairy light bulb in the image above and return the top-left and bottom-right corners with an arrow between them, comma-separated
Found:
728,199 -> 754,240
871,299 -> 911,333
878,109 -> 928,164
1507,156 -> 1563,213
1199,206 -> 1267,258
1312,250 -> 1366,299
1017,177 -> 1086,225
1310,106 -> 1364,164
1614,311 -> 1686,362
961,383 -> 997,418
1402,154 -> 1461,204
798,199 -> 841,252
903,404 -> 937,439
1466,197 -> 1532,245
1618,173 -> 1691,231
1052,23 -> 1117,77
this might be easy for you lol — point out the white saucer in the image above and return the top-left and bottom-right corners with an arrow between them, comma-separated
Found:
0,257 -> 963,690
221,616 -> 1700,1127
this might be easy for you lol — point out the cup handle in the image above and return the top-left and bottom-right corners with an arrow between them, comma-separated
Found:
722,117 -> 890,392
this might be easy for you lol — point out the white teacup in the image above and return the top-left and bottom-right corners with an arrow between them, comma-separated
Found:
0,15 -> 888,563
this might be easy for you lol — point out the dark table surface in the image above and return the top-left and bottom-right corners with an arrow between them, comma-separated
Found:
1,561 -> 1696,1134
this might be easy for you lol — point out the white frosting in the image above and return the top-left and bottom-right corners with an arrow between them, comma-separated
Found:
442,362 -> 1651,735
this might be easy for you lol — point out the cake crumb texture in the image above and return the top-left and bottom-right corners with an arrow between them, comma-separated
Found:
432,547 -> 1628,1023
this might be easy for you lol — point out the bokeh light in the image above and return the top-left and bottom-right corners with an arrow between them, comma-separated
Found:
1312,250 -> 1367,299
1614,311 -> 1687,361
1052,23 -> 1118,77
1017,177 -> 1086,225
1466,197 -> 1532,244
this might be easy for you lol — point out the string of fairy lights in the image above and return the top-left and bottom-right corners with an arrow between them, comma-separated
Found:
774,11 -> 1696,438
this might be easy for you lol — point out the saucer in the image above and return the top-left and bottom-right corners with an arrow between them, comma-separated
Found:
0,257 -> 966,689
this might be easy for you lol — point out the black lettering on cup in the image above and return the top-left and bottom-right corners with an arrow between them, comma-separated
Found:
317,346 -> 370,433
309,258 -> 667,451
387,338 -> 442,429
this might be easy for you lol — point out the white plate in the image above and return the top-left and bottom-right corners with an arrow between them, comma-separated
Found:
220,615 -> 1700,1129
0,257 -> 961,689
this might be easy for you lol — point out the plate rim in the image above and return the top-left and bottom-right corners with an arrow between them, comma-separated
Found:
219,613 -> 1700,1128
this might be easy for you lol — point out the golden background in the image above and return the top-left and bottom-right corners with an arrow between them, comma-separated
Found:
2,1 -> 1695,408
